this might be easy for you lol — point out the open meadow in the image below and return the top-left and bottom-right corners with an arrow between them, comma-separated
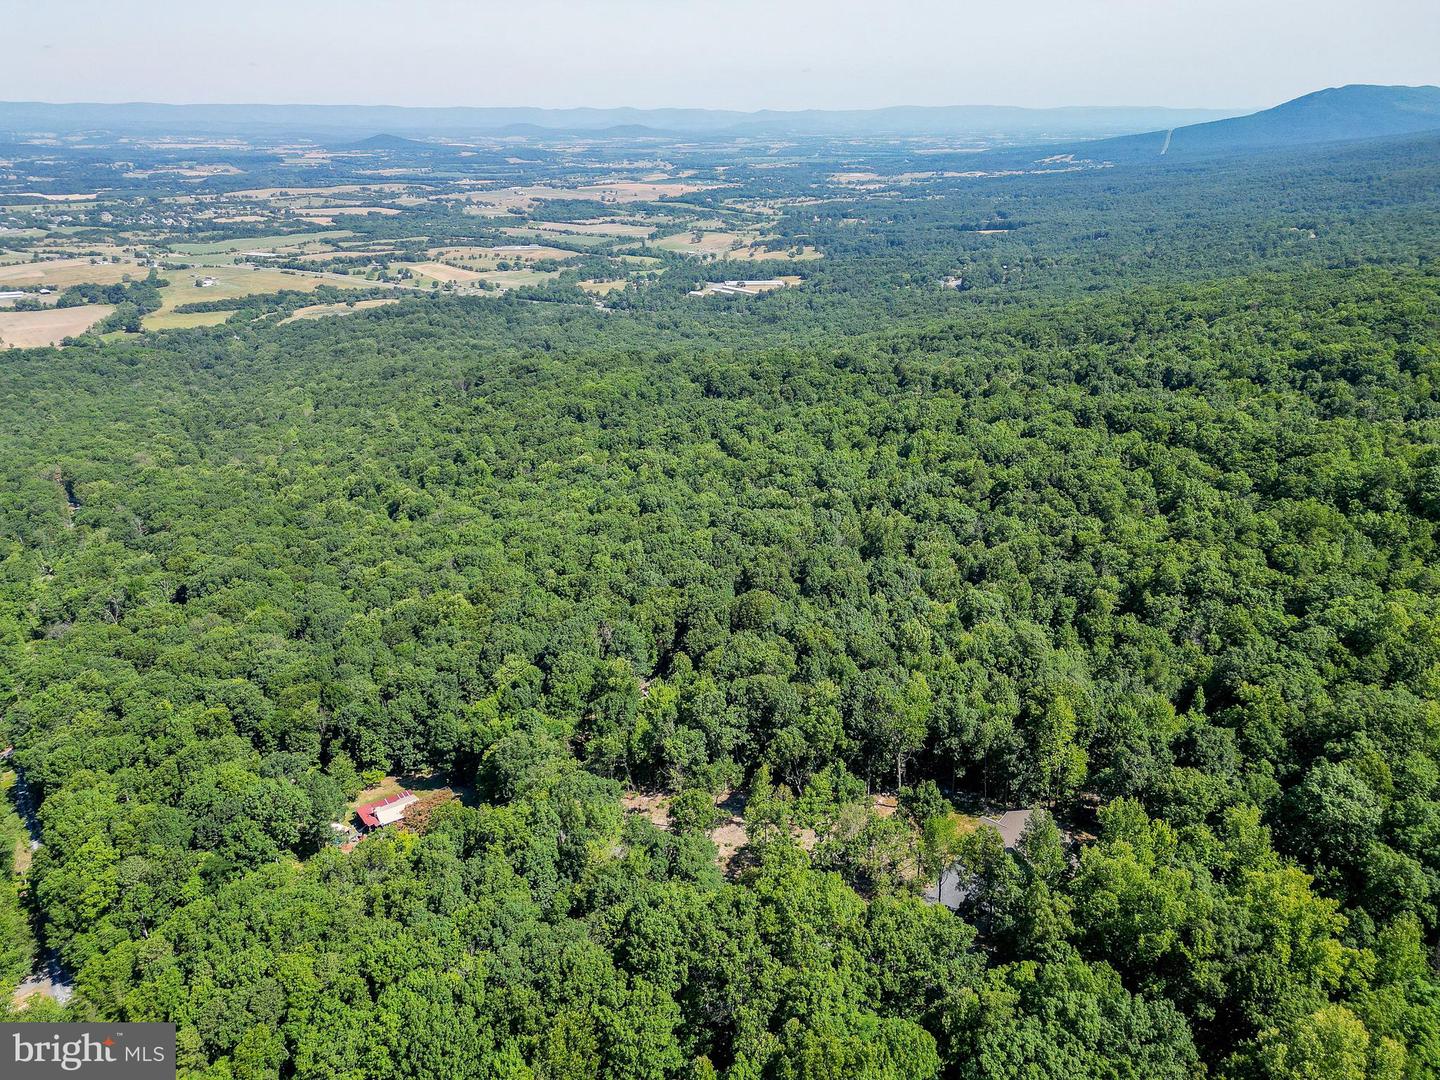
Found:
0,304 -> 112,347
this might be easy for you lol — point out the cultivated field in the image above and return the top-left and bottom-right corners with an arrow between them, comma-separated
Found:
0,258 -> 139,287
0,305 -> 112,347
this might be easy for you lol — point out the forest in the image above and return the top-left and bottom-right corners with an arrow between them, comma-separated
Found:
1,124 -> 1439,1080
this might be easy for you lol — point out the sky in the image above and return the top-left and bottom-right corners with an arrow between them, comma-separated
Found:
4,0 -> 1438,112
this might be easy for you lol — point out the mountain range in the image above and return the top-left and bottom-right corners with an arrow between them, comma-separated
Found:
2,86 -> 1437,154
0,100 -> 1241,141
1089,84 -> 1440,159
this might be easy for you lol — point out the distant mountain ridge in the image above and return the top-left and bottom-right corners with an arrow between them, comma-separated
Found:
0,99 -> 1242,141
1092,84 -> 1440,158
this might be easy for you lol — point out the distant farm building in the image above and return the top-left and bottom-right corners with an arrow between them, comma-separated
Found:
689,278 -> 789,297
356,790 -> 418,830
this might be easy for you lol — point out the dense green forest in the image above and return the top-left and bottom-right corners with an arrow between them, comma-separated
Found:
2,128 -> 1440,1079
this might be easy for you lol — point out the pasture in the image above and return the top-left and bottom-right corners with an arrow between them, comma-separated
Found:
527,221 -> 655,238
426,244 -> 579,264
653,230 -> 749,257
140,310 -> 232,331
579,279 -> 630,295
148,265 -> 370,319
403,261 -> 487,283
0,305 -> 113,348
0,258 -> 140,288
652,231 -> 822,261
170,231 -> 354,255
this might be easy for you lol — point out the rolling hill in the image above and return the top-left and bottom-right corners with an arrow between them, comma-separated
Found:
1094,84 -> 1440,159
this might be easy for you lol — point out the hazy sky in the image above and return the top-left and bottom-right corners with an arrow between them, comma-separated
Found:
5,0 -> 1437,111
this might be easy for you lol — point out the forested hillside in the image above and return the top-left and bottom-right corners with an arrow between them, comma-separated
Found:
2,257 -> 1438,1076
2,98 -> 1440,1078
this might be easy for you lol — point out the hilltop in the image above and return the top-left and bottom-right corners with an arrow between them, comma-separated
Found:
1094,84 -> 1440,158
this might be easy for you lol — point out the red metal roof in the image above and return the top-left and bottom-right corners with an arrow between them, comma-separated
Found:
356,790 -> 415,829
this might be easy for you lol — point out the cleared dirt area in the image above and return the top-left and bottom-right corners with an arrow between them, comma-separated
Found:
0,258 -> 138,287
0,305 -> 112,347
621,788 -> 829,874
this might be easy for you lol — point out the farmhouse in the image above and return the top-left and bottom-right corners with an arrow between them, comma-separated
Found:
356,790 -> 418,831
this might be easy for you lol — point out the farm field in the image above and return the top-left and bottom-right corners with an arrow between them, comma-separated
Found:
400,262 -> 561,289
652,230 -> 751,256
730,244 -> 823,261
650,230 -> 821,260
169,230 -> 354,255
0,258 -> 139,287
425,244 -> 580,265
0,304 -> 112,347
293,248 -> 398,262
150,265 -> 371,316
578,278 -> 630,294
402,261 -> 487,283
216,183 -> 417,199
494,227 -> 613,250
139,309 -> 232,330
526,220 -> 656,238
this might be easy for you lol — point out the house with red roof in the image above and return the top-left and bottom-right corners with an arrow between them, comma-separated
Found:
355,790 -> 419,831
